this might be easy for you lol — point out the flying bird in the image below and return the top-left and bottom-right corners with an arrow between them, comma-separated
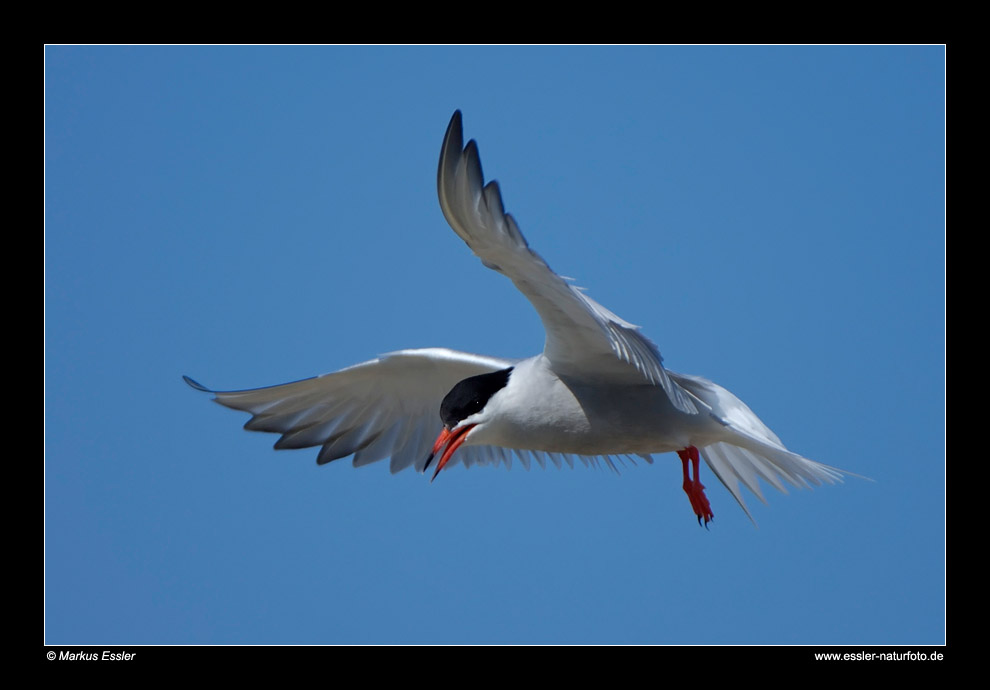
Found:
186,110 -> 844,525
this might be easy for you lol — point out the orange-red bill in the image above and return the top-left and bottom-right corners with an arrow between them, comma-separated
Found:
427,424 -> 476,481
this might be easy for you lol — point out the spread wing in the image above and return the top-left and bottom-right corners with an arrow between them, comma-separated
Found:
186,348 -> 514,473
437,111 -> 697,414
188,347 -> 650,473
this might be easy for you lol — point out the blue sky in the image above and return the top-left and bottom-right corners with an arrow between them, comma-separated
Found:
45,46 -> 944,645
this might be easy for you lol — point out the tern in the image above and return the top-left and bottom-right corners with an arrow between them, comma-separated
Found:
186,110 -> 845,525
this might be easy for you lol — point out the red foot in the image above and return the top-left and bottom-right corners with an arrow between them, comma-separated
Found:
677,446 -> 714,527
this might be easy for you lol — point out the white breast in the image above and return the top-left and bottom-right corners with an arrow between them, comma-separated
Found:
464,356 -> 719,456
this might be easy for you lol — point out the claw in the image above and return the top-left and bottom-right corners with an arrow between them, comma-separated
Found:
678,446 -> 714,526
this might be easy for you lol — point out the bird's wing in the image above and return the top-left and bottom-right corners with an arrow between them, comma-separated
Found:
437,111 -> 697,414
185,348 -> 516,473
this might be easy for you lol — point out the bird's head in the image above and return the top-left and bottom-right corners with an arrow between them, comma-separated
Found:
426,367 -> 514,480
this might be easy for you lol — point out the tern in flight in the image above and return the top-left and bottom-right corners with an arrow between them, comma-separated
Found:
186,111 -> 845,525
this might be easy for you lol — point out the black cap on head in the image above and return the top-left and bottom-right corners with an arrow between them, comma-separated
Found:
440,367 -> 513,429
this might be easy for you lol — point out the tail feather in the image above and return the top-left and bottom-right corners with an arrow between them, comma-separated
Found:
671,370 -> 847,522
699,440 -> 843,523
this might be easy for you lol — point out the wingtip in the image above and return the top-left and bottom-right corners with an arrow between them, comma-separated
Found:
439,110 -> 465,192
444,110 -> 463,147
182,375 -> 212,393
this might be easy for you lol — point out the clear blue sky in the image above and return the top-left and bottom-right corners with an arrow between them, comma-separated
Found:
45,46 -> 944,645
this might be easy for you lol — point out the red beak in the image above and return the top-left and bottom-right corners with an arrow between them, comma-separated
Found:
426,424 -> 476,481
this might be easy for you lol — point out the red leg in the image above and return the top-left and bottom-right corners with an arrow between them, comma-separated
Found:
677,446 -> 714,527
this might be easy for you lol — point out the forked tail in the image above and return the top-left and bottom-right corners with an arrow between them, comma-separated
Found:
670,371 -> 847,523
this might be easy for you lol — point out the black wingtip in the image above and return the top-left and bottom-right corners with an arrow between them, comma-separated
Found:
439,111 -> 466,195
182,375 -> 212,393
444,110 -> 463,144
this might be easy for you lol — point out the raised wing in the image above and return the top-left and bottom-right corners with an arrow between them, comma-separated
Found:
186,348 -> 515,473
437,111 -> 697,414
